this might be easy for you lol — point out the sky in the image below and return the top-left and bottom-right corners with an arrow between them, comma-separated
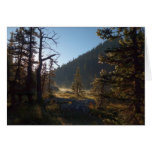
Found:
7,27 -> 103,67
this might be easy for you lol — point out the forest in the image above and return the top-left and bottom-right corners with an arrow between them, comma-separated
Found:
7,27 -> 145,125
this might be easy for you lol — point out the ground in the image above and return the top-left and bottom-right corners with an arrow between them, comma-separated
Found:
7,88 -> 143,125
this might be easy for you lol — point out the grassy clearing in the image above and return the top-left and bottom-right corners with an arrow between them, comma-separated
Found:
7,88 -> 144,125
55,88 -> 95,100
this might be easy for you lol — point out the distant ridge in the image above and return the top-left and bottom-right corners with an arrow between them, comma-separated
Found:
54,39 -> 120,89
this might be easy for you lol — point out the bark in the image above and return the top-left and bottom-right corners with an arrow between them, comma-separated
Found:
132,28 -> 143,113
37,30 -> 43,102
36,28 -> 58,102
14,45 -> 23,83
27,27 -> 33,102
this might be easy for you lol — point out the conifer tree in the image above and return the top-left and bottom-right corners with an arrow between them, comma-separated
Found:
7,32 -> 16,104
7,28 -> 27,82
24,27 -> 37,103
41,62 -> 48,95
13,28 -> 27,83
7,28 -> 28,104
48,60 -> 55,97
7,32 -> 16,83
95,27 -> 144,124
72,67 -> 83,96
91,69 -> 108,108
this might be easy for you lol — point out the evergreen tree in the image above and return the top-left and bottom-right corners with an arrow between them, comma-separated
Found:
41,62 -> 47,95
91,69 -> 108,108
7,32 -> 16,83
7,27 -> 60,124
48,60 -> 56,97
7,28 -> 28,105
9,28 -> 27,83
94,27 -> 144,124
24,27 -> 37,103
72,67 -> 83,96
7,32 -> 16,105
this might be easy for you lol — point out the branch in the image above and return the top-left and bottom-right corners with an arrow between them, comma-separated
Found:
42,54 -> 57,62
43,33 -> 57,45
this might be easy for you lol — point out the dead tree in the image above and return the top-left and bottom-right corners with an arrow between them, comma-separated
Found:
36,27 -> 59,102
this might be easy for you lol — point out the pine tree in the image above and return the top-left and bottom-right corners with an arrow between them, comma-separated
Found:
48,60 -> 56,97
41,62 -> 48,95
7,28 -> 28,105
95,27 -> 144,124
91,69 -> 108,108
24,27 -> 38,103
7,32 -> 16,83
72,67 -> 83,96
7,32 -> 16,105
7,28 -> 27,82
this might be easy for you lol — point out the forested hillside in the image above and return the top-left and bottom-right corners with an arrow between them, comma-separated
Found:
55,39 -> 119,89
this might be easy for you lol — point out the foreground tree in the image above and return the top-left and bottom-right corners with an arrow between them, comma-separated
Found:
7,27 -> 60,124
24,27 -> 38,103
36,27 -> 59,102
7,28 -> 28,105
72,67 -> 83,96
93,27 -> 144,124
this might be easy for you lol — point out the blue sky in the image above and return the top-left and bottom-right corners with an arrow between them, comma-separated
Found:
7,27 -> 103,66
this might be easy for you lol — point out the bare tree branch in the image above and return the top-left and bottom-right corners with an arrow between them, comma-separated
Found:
42,54 -> 57,62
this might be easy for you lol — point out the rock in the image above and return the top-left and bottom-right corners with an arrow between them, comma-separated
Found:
46,97 -> 95,114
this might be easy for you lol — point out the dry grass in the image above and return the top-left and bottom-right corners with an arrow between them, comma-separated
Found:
106,103 -> 128,110
55,88 -> 95,100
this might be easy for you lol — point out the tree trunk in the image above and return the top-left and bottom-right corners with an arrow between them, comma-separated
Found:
37,33 -> 43,102
132,28 -> 143,114
27,27 -> 33,103
15,45 -> 23,83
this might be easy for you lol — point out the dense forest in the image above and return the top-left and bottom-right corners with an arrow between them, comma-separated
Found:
7,27 -> 144,125
55,39 -> 119,89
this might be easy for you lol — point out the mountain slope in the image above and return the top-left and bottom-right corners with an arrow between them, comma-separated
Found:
54,39 -> 120,89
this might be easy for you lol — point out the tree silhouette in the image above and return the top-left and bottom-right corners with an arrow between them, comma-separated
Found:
36,27 -> 59,102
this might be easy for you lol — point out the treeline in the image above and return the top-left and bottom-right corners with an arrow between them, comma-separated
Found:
55,39 -> 119,89
7,27 -> 59,107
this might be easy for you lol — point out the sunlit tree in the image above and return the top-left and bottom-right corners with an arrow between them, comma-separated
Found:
95,27 -> 144,124
72,67 -> 83,96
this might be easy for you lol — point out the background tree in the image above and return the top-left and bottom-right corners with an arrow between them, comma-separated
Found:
48,60 -> 56,97
91,69 -> 108,108
41,62 -> 48,95
72,67 -> 83,96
